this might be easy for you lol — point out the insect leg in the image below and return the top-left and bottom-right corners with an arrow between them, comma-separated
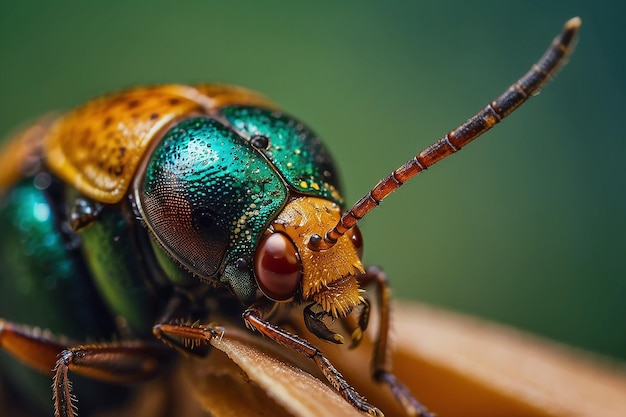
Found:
357,266 -> 435,417
0,318 -> 68,374
151,294 -> 218,356
53,342 -> 168,417
0,318 -> 168,417
153,321 -> 222,356
243,300 -> 383,417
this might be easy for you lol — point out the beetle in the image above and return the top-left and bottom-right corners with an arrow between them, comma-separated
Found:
0,17 -> 580,417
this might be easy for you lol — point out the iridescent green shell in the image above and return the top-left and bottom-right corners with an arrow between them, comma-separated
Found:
1,84 -> 345,303
222,107 -> 343,205
135,108 -> 344,301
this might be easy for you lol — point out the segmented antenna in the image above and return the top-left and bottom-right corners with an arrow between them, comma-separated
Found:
310,17 -> 582,251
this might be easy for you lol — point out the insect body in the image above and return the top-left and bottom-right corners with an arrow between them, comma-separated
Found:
0,18 -> 581,417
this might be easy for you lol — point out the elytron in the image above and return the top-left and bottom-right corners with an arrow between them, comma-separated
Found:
0,17 -> 580,417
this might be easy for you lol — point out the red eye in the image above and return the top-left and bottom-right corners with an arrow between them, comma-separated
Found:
254,232 -> 301,301
349,226 -> 364,259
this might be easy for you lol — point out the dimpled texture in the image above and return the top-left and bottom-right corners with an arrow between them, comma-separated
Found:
222,107 -> 344,206
41,84 -> 276,204
140,117 -> 288,280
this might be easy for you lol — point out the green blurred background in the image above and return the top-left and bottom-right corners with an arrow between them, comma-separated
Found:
1,1 -> 624,361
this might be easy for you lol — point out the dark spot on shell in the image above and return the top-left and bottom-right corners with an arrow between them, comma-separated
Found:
150,113 -> 159,120
128,100 -> 140,109
250,134 -> 270,150
103,117 -> 113,127
169,98 -> 181,106
235,257 -> 249,271
108,164 -> 124,177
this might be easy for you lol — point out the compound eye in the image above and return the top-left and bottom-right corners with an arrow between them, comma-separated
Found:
254,232 -> 301,301
348,226 -> 364,260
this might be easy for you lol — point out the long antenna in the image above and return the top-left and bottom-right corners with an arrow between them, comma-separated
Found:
309,17 -> 582,251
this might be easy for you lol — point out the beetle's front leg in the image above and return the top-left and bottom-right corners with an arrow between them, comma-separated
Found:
152,321 -> 224,356
357,266 -> 435,417
243,298 -> 383,417
151,294 -> 220,357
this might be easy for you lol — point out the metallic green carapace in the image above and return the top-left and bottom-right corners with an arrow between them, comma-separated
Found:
139,116 -> 290,302
137,113 -> 346,303
222,107 -> 343,205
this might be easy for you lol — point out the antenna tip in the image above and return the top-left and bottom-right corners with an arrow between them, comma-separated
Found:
565,16 -> 582,31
